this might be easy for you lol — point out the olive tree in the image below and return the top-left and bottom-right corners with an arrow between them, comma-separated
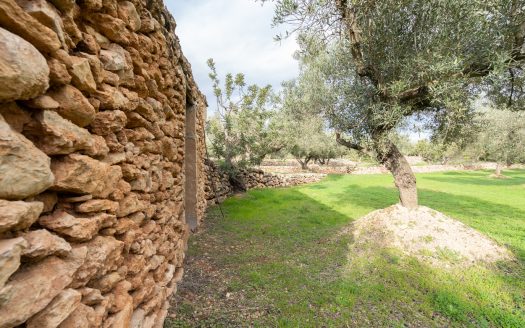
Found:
262,0 -> 525,208
470,108 -> 525,176
206,59 -> 284,168
280,79 -> 346,169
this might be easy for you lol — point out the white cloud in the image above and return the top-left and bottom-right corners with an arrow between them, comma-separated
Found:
166,0 -> 299,109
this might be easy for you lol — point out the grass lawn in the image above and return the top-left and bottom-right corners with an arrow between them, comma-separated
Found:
166,170 -> 525,327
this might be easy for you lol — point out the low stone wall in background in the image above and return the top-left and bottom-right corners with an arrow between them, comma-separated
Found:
204,160 -> 325,206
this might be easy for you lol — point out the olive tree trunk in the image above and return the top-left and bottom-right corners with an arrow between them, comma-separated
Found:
375,139 -> 418,208
495,163 -> 502,176
296,157 -> 311,170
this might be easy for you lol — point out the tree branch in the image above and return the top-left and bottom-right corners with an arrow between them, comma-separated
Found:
335,132 -> 364,151
335,0 -> 381,89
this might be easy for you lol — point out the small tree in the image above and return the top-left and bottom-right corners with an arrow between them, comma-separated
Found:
470,108 -> 525,176
206,59 -> 284,169
280,79 -> 346,170
264,0 -> 525,208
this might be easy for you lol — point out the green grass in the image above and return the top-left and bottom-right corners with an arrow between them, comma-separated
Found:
167,170 -> 525,327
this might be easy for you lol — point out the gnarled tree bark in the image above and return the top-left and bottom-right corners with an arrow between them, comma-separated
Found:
374,138 -> 418,208
336,132 -> 418,208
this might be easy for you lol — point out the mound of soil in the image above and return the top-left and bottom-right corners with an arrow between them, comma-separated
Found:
349,205 -> 512,267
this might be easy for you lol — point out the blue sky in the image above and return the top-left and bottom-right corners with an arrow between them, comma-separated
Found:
166,0 -> 299,111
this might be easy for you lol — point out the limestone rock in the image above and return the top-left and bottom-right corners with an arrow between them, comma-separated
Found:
24,95 -> 60,110
76,199 -> 119,214
102,152 -> 127,165
90,110 -> 127,136
26,110 -> 95,155
79,287 -> 105,305
39,210 -> 114,242
15,0 -> 66,49
47,0 -> 75,13
131,308 -> 146,328
51,154 -> 122,198
117,193 -> 146,217
62,14 -> 82,47
0,115 -> 54,199
0,237 -> 27,289
0,249 -> 86,328
94,84 -> 130,110
47,85 -> 96,127
88,271 -> 123,293
86,135 -> 110,157
63,194 -> 92,203
87,13 -> 129,45
78,33 -> 100,55
26,288 -> 81,328
0,27 -> 49,102
21,229 -> 71,260
0,200 -> 43,233
118,1 -> 141,32
78,0 -> 102,11
100,44 -> 132,72
0,102 -> 31,133
30,192 -> 57,213
109,280 -> 132,313
105,293 -> 133,328
72,236 -> 124,287
47,57 -> 71,86
0,0 -> 61,53
68,56 -> 97,93
57,303 -> 96,328
78,52 -> 104,84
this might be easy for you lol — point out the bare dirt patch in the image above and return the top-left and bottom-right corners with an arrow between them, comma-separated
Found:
346,205 -> 513,267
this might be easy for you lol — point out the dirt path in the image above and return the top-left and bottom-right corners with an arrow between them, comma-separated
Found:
165,215 -> 275,327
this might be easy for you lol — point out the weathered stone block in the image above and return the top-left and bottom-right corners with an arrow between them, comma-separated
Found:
0,27 -> 50,102
0,0 -> 61,53
21,229 -> 71,260
68,56 -> 97,93
87,13 -> 129,45
117,193 -> 146,217
15,0 -> 66,49
51,154 -> 122,198
0,200 -> 43,233
39,210 -> 114,242
118,1 -> 141,32
0,248 -> 86,328
47,85 -> 96,127
0,115 -> 54,200
90,110 -> 127,136
26,288 -> 81,328
0,237 -> 27,289
76,199 -> 119,214
25,110 -> 95,155
57,303 -> 96,328
71,236 -> 124,287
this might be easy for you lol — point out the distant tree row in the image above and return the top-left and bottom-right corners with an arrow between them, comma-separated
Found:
205,59 -> 347,171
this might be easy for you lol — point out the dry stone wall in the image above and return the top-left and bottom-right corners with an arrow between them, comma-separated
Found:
0,0 -> 207,327
205,160 -> 325,205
